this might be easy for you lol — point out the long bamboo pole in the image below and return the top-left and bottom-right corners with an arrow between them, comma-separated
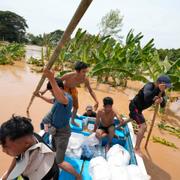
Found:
145,92 -> 163,149
26,0 -> 93,113
144,104 -> 159,149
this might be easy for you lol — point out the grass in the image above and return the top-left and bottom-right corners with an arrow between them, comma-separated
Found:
152,136 -> 178,149
158,122 -> 180,138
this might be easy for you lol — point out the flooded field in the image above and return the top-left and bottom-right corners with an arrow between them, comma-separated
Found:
0,57 -> 179,179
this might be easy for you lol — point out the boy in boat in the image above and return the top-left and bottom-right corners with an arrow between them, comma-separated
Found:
129,75 -> 171,156
0,115 -> 59,180
35,68 -> 81,180
94,97 -> 124,151
83,105 -> 97,117
41,61 -> 99,127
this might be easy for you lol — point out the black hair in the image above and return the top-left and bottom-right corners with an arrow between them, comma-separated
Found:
47,77 -> 64,90
74,61 -> 88,71
0,115 -> 33,145
103,97 -> 113,106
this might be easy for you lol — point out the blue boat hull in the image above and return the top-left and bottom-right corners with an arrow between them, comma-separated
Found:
42,115 -> 137,180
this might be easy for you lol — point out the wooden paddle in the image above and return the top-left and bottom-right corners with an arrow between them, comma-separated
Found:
26,0 -> 93,113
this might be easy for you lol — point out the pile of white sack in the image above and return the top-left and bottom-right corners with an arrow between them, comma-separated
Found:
89,144 -> 151,180
66,132 -> 99,158
65,132 -> 87,158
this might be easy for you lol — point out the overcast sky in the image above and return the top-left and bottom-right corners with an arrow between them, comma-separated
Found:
1,0 -> 180,48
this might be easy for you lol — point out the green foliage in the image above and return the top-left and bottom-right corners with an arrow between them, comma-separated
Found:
158,122 -> 180,138
47,30 -> 64,46
26,29 -> 64,46
0,43 -> 25,65
99,9 -> 123,41
57,70 -> 71,77
152,136 -> 178,149
27,57 -> 44,67
0,11 -> 28,42
26,33 -> 44,46
157,48 -> 180,62
44,28 -> 179,91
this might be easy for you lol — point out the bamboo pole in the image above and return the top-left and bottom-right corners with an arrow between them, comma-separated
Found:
26,0 -> 93,113
144,104 -> 159,149
145,92 -> 163,149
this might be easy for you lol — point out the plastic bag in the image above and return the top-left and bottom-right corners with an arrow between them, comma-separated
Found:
107,144 -> 130,166
127,165 -> 151,180
109,166 -> 130,180
66,132 -> 86,158
67,132 -> 87,149
83,132 -> 99,146
81,133 -> 100,159
89,157 -> 111,180
81,144 -> 96,159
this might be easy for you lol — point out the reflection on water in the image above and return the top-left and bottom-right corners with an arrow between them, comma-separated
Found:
0,61 -> 50,121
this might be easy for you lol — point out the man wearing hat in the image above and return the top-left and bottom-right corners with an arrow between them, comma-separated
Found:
83,105 -> 96,118
129,75 -> 171,156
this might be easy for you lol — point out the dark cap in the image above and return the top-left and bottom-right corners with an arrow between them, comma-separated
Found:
86,105 -> 93,111
157,75 -> 171,88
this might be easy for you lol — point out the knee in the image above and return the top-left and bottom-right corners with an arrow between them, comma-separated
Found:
108,127 -> 115,135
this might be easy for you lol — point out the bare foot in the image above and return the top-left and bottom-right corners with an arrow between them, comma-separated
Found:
71,120 -> 80,127
134,148 -> 143,157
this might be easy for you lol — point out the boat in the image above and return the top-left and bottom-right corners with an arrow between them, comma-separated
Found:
39,115 -> 148,180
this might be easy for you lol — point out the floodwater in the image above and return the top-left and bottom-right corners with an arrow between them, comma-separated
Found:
0,50 -> 180,179
0,61 -> 52,175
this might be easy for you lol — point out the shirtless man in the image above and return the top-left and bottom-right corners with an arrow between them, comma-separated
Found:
41,61 -> 99,127
94,97 -> 123,150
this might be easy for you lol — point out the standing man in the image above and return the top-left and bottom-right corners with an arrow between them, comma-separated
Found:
129,75 -> 171,156
35,69 -> 81,180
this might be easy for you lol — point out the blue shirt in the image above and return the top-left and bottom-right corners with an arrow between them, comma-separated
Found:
50,93 -> 73,129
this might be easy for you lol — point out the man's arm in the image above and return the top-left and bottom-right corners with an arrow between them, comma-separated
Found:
94,111 -> 101,132
85,79 -> 99,110
34,92 -> 54,104
114,111 -> 125,127
1,158 -> 16,180
43,69 -> 68,105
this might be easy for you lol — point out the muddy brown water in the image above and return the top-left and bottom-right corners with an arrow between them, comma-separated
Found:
0,61 -> 180,179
